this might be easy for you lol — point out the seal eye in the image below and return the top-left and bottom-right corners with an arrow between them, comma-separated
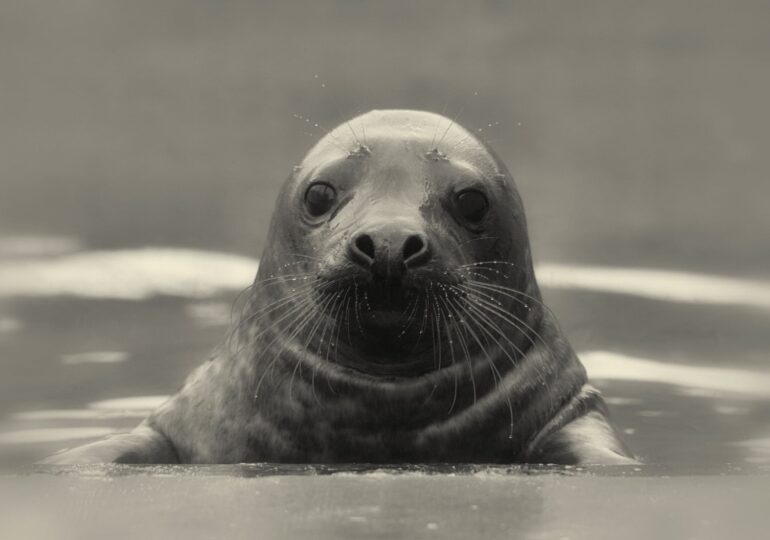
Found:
456,189 -> 489,223
304,182 -> 337,217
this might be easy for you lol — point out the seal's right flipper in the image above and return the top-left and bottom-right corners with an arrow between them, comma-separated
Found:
40,424 -> 179,465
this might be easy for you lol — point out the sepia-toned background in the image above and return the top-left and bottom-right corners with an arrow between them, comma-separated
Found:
0,1 -> 769,537
2,0 -> 769,271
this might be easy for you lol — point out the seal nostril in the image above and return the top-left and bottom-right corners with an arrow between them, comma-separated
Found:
402,235 -> 424,260
402,234 -> 430,268
351,233 -> 376,266
355,234 -> 376,259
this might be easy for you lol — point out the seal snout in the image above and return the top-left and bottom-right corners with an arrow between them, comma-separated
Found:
349,227 -> 431,282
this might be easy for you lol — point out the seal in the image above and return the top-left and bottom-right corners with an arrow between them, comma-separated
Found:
44,110 -> 635,465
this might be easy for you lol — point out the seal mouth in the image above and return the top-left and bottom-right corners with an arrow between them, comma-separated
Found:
320,274 -> 436,332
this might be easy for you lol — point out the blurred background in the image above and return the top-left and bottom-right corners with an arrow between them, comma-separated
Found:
0,0 -> 769,466
2,0 -> 769,270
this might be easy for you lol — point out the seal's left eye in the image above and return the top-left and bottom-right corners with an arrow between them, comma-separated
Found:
456,189 -> 489,222
305,182 -> 337,217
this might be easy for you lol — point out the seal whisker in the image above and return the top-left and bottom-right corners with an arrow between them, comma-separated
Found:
252,300 -> 318,400
432,290 -> 443,373
324,288 -> 349,364
358,118 -> 369,148
461,300 -> 530,363
248,275 -> 316,293
428,286 -> 440,372
462,279 -> 537,310
457,236 -> 501,247
437,294 -> 476,405
447,295 -> 516,439
409,287 -> 431,352
397,295 -> 422,338
452,289 -> 527,361
454,284 -> 543,351
281,253 -> 326,263
284,303 -> 327,401
230,282 -> 317,340
311,292 -> 343,401
325,287 -> 350,396
316,290 -> 345,371
243,290 -> 321,357
227,285 -> 319,357
344,121 -> 361,147
353,282 -> 366,336
243,282 -> 317,318
343,291 -> 353,348
323,289 -> 351,396
462,279 -> 560,324
256,293 -> 331,400
288,291 -> 340,401
450,296 -> 516,439
422,289 -> 441,404
229,282 -> 256,323
435,103 -> 466,151
458,260 -> 520,269
436,288 -> 461,415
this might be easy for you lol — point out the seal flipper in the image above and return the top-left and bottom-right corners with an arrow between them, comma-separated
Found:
40,424 -> 178,465
525,385 -> 639,465
528,411 -> 638,465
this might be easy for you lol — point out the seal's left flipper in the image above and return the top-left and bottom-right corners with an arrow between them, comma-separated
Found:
40,424 -> 178,465
529,411 -> 639,465
525,385 -> 639,465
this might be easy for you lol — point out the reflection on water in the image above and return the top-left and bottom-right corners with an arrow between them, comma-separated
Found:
0,243 -> 769,469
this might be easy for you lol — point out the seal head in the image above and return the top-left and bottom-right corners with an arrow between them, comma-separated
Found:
256,110 -> 538,378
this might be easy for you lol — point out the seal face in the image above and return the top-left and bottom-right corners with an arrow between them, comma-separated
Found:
43,110 -> 635,466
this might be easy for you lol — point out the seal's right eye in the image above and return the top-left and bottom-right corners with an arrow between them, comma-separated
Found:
304,182 -> 337,217
455,189 -> 489,223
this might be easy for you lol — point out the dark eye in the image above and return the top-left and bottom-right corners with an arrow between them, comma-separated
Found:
456,189 -> 489,222
304,182 -> 337,217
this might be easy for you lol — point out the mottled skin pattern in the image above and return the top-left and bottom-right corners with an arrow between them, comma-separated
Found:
44,110 -> 635,465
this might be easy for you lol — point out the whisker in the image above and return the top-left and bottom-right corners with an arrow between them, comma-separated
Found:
448,296 -> 516,439
454,284 -> 544,351
397,295 -> 421,338
462,279 -> 558,320
226,284 -> 318,357
283,300 -> 328,400
435,103 -> 467,150
437,294 -> 476,405
457,236 -> 501,247
325,287 -> 350,396
439,289 -> 460,415
253,297 -> 321,400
